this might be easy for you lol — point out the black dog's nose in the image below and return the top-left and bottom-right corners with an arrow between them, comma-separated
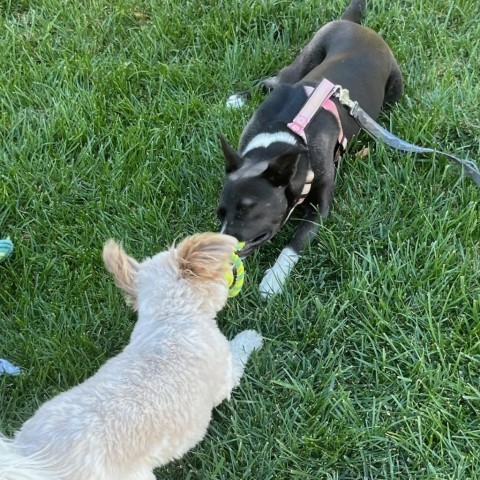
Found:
220,223 -> 246,243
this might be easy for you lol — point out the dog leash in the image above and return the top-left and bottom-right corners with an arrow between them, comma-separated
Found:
331,85 -> 480,187
288,78 -> 480,187
282,78 -> 480,226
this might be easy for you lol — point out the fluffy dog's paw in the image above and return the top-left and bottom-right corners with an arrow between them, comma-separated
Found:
229,330 -> 262,387
226,92 -> 248,109
231,330 -> 263,358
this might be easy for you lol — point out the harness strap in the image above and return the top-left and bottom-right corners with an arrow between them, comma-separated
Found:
287,79 -> 347,152
322,98 -> 348,151
296,169 -> 315,205
282,168 -> 313,226
283,79 -> 350,224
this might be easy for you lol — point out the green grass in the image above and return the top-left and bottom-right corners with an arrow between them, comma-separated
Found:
1,0 -> 479,478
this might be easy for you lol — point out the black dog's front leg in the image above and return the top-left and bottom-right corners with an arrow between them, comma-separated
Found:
259,174 -> 334,298
289,206 -> 323,252
258,208 -> 320,298
259,131 -> 336,298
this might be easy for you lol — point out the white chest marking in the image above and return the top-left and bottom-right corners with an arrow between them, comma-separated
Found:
242,132 -> 298,156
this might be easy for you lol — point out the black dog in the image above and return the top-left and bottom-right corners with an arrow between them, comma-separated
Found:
218,0 -> 403,297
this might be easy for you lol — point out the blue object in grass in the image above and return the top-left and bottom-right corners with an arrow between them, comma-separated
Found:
0,359 -> 20,376
0,239 -> 20,376
0,237 -> 14,263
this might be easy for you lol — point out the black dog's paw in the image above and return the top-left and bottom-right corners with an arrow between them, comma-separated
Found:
261,76 -> 279,93
226,91 -> 250,109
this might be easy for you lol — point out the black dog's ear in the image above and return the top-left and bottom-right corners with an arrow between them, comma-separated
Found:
262,144 -> 308,187
219,134 -> 243,173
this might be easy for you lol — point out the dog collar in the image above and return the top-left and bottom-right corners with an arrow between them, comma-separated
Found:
287,78 -> 348,152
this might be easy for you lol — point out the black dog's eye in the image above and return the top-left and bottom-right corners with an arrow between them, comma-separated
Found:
237,200 -> 255,212
217,206 -> 226,220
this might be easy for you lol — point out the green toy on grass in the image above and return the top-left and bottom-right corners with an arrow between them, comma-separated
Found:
226,242 -> 245,298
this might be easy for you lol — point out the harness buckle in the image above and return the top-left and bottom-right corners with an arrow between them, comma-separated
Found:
333,85 -> 359,113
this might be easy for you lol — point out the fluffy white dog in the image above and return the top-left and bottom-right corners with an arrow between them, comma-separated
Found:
0,233 -> 263,480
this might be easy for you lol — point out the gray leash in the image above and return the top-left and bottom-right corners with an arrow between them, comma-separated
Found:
333,87 -> 480,187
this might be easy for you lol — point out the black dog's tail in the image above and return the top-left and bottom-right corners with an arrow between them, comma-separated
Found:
340,0 -> 367,24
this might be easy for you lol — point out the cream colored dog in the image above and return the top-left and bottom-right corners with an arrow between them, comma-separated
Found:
0,233 -> 263,480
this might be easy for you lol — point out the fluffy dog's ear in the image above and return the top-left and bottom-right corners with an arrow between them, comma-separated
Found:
177,233 -> 237,283
262,144 -> 308,186
219,134 -> 243,173
103,239 -> 139,309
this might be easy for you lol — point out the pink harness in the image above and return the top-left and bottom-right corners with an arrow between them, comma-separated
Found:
287,78 -> 348,151
284,78 -> 347,213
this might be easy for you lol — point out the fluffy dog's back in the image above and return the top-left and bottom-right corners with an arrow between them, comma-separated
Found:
13,318 -> 231,479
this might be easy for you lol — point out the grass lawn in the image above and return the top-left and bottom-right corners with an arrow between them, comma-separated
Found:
1,0 -> 479,478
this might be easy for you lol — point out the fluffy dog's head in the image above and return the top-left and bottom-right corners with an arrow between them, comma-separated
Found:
218,135 -> 308,257
103,233 -> 238,314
